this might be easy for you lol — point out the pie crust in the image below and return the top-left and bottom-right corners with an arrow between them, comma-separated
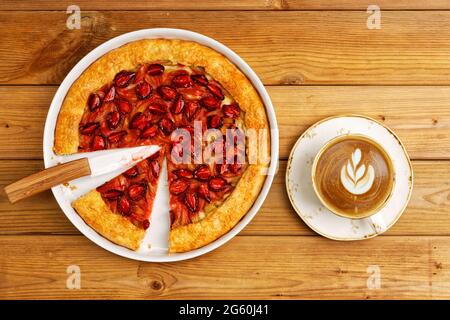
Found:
72,190 -> 145,250
54,39 -> 270,253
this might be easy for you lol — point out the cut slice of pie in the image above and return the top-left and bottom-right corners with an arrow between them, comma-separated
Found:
73,150 -> 164,250
54,39 -> 270,253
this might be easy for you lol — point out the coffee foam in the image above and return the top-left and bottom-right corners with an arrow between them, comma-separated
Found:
340,148 -> 375,195
313,136 -> 394,218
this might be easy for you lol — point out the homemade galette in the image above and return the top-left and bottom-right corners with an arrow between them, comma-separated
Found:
54,39 -> 269,253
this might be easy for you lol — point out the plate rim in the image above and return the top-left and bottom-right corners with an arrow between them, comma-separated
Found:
285,113 -> 413,241
42,28 -> 279,262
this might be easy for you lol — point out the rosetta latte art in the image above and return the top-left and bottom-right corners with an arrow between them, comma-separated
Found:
340,148 -> 375,195
313,136 -> 394,218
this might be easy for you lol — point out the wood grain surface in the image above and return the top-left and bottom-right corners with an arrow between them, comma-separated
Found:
0,235 -> 449,299
1,1 -> 450,300
3,11 -> 450,85
2,0 -> 450,11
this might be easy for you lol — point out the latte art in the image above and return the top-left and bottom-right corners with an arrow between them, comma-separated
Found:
312,135 -> 394,218
340,148 -> 375,195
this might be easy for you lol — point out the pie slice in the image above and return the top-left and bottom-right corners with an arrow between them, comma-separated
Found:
73,150 -> 164,250
54,39 -> 270,253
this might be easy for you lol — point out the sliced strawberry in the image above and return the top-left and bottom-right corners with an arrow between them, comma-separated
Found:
184,101 -> 200,120
169,178 -> 189,195
159,117 -> 175,136
107,130 -> 127,144
136,82 -> 152,99
230,163 -> 243,174
116,86 -> 138,102
191,74 -> 208,86
92,135 -> 106,151
117,100 -> 132,114
208,177 -> 227,191
104,86 -> 116,102
149,160 -> 160,179
79,122 -> 99,135
216,163 -> 228,175
118,196 -> 131,216
169,210 -> 176,227
147,103 -> 167,115
172,74 -> 193,88
147,150 -> 160,161
101,189 -> 123,200
185,191 -> 198,212
172,168 -> 193,178
207,114 -> 223,129
123,166 -> 139,178
147,63 -> 165,76
134,64 -> 148,83
141,125 -> 158,139
223,104 -> 241,119
158,85 -> 177,101
221,184 -> 233,195
114,71 -> 135,88
193,164 -> 211,181
201,96 -> 220,110
88,93 -> 101,112
171,94 -> 185,114
128,183 -> 146,201
207,83 -> 224,100
106,111 -> 121,129
198,183 -> 211,202
129,112 -> 148,130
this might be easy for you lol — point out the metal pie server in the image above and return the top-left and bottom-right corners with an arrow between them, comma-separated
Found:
4,145 -> 161,204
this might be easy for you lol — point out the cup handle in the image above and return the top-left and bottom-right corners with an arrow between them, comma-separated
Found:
368,214 -> 387,234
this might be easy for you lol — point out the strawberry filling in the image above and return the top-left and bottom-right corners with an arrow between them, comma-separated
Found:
96,150 -> 164,230
80,63 -> 247,230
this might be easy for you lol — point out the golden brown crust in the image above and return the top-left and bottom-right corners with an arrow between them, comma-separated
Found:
57,39 -> 270,252
54,39 -> 267,154
72,190 -> 145,250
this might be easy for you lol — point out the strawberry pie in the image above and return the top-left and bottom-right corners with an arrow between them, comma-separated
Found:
54,39 -> 270,252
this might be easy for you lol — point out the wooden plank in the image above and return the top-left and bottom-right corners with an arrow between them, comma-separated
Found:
2,12 -> 450,85
1,1 -> 449,11
0,87 -> 50,159
0,235 -> 447,299
274,86 -> 450,159
1,159 -> 450,236
1,86 -> 450,160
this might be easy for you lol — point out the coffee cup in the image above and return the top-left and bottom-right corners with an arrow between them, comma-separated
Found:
311,134 -> 395,231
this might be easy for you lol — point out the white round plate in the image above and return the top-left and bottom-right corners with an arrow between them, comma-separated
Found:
286,115 -> 413,240
43,29 -> 279,262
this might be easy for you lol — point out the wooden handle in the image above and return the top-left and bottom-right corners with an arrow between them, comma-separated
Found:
4,158 -> 91,204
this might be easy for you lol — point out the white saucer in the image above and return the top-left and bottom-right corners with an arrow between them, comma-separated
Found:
286,115 -> 413,240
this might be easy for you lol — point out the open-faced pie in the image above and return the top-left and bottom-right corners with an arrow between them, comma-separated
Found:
54,39 -> 270,253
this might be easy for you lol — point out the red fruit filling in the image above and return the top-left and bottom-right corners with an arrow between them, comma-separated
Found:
80,63 -> 247,230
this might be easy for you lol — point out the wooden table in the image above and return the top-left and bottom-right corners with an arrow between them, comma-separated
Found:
1,1 -> 450,300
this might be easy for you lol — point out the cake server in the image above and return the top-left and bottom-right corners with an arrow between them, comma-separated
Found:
4,145 -> 160,204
